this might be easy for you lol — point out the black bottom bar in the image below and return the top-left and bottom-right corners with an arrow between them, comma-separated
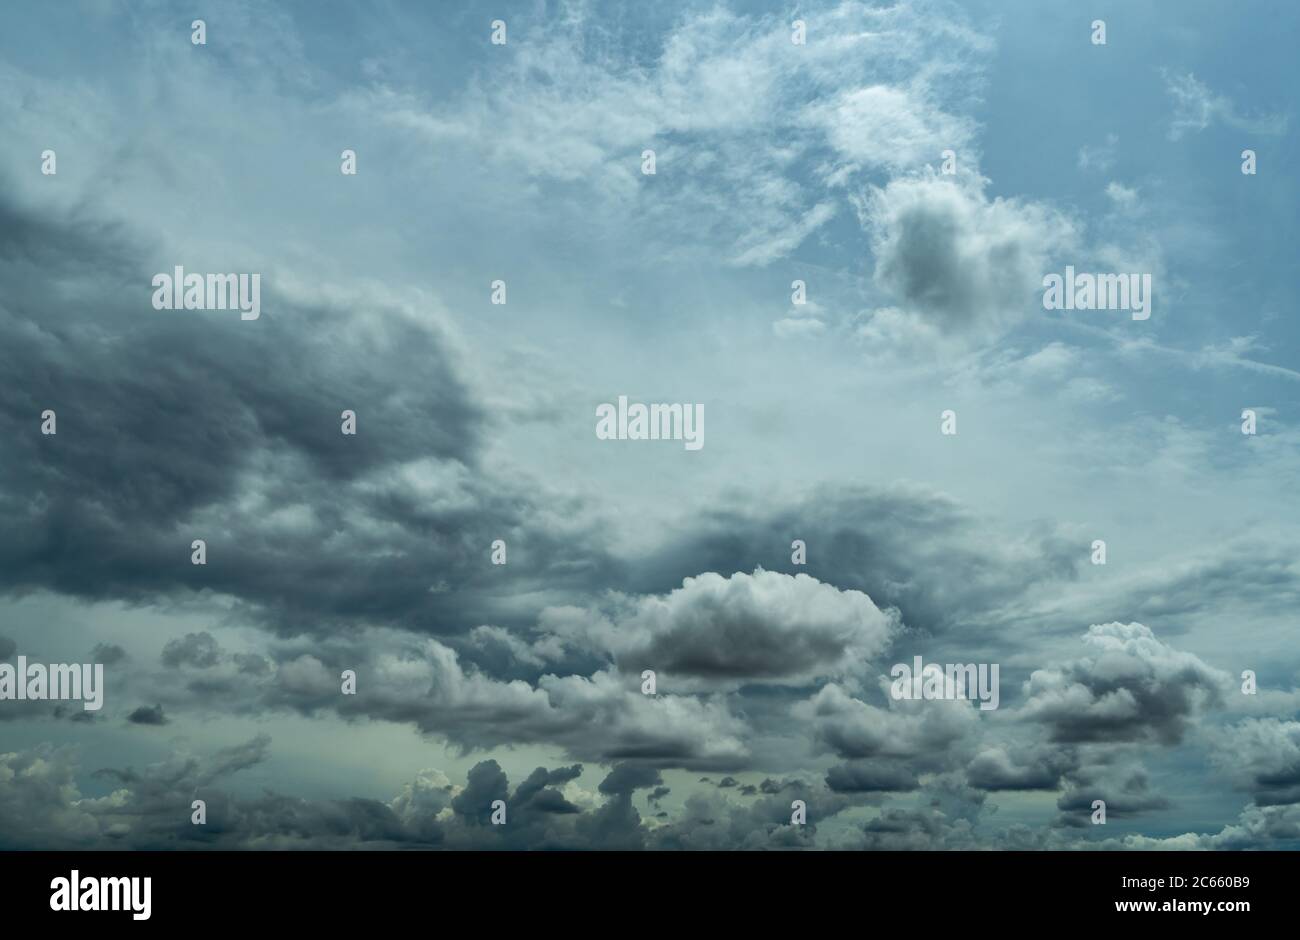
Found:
1,850 -> 1281,925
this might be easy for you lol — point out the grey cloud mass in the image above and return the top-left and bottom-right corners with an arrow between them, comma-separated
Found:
1,0 -> 1297,854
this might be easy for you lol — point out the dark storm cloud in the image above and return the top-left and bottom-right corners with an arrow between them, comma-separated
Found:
599,763 -> 662,796
825,760 -> 919,793
127,704 -> 168,725
0,635 -> 15,659
0,189 -> 623,638
451,760 -> 509,824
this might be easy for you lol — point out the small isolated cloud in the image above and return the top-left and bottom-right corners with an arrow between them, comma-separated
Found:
127,704 -> 168,726
857,173 -> 1076,350
1104,181 -> 1139,211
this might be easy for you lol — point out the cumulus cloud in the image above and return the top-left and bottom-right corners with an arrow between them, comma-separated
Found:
1210,718 -> 1300,806
857,173 -> 1076,349
1054,762 -> 1170,826
254,636 -> 752,770
966,745 -> 1075,792
797,682 -> 980,767
540,569 -> 898,690
1021,622 -> 1228,745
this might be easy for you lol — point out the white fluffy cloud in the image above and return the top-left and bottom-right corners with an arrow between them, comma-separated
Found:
539,569 -> 898,690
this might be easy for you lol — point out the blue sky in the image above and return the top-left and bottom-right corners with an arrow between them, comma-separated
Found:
0,0 -> 1297,849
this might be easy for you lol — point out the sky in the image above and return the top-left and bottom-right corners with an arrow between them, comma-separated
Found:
0,0 -> 1298,850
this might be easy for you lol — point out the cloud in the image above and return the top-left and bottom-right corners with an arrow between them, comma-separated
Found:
1054,763 -> 1170,826
849,806 -> 977,850
1,2 -> 1297,854
347,1 -> 989,267
858,173 -> 1076,349
807,84 -> 975,175
1104,181 -> 1139,211
0,191 -> 622,639
126,704 -> 168,726
0,739 -> 647,850
161,632 -> 223,669
966,746 -> 1075,791
797,682 -> 979,767
1163,70 -> 1287,141
633,483 -> 1082,644
255,636 -> 752,770
91,643 -> 128,665
1021,622 -> 1228,745
1077,133 -> 1118,172
540,569 -> 898,690
1210,719 -> 1300,806
825,760 -> 920,793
